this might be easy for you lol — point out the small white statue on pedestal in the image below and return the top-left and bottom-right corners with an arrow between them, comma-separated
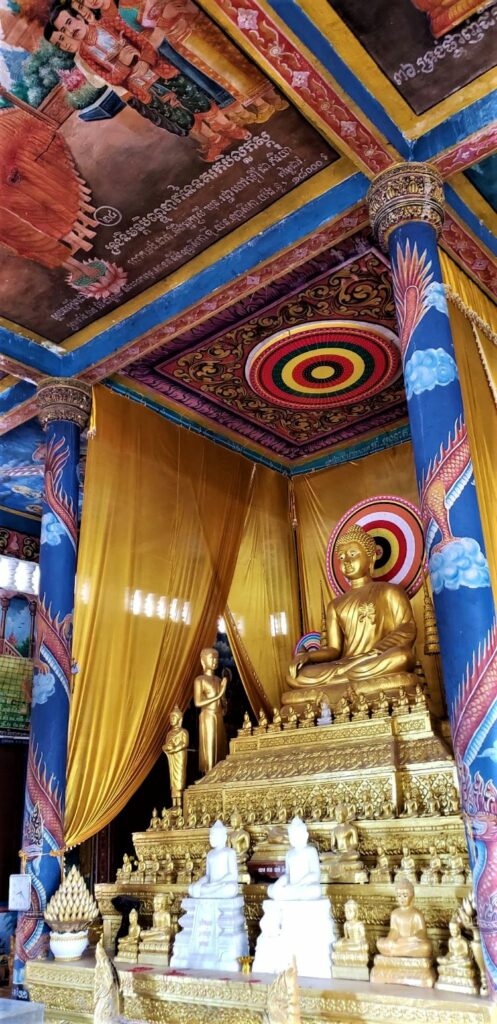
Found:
171,820 -> 248,972
253,817 -> 335,979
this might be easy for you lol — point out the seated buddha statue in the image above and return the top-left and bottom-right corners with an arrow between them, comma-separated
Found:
321,804 -> 367,883
138,895 -> 172,962
283,525 -> 417,707
268,817 -> 322,901
116,908 -> 141,962
377,877 -> 432,958
189,820 -> 239,899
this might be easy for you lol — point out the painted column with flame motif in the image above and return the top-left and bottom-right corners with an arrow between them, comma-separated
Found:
368,162 -> 497,997
14,379 -> 91,996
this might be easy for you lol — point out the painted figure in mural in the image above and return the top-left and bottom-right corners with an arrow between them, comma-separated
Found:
45,3 -> 248,159
162,705 -> 188,808
194,647 -> 228,775
409,0 -> 495,38
138,0 -> 288,126
285,524 -> 416,702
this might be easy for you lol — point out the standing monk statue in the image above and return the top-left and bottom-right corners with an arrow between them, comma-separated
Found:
283,524 -> 417,707
194,648 -> 228,774
163,706 -> 189,809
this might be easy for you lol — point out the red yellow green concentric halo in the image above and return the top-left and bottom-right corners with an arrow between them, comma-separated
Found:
326,495 -> 425,598
245,320 -> 401,410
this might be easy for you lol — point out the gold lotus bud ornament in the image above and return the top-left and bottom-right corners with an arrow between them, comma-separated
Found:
45,865 -> 98,934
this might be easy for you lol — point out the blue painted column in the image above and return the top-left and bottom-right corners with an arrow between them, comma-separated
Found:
14,379 -> 91,996
368,163 -> 497,996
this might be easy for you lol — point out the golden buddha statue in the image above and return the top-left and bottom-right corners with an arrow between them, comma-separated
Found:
332,899 -> 369,980
436,920 -> 479,994
135,855 -> 146,883
116,853 -> 133,883
261,796 -> 272,824
284,525 -> 416,707
161,807 -> 172,830
444,783 -> 460,816
395,846 -> 417,885
370,846 -> 392,883
284,706 -> 298,730
186,809 -> 197,828
229,808 -> 251,884
163,706 -> 189,808
159,851 -> 175,883
371,877 -> 435,987
373,690 -> 390,717
413,684 -> 428,710
238,711 -> 252,736
149,807 -> 161,831
177,853 -> 194,884
256,708 -> 268,733
138,895 -> 172,965
353,692 -> 370,720
321,804 -> 367,883
116,908 -> 141,963
442,845 -> 466,885
425,794 -> 440,816
392,687 -> 410,716
194,648 -> 228,774
420,846 -> 442,885
269,708 -> 282,732
400,785 -> 419,818
334,694 -> 352,723
300,702 -> 315,728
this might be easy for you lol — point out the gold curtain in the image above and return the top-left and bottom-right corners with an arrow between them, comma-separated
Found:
293,443 -> 446,717
226,466 -> 301,714
66,387 -> 254,846
440,253 -> 497,598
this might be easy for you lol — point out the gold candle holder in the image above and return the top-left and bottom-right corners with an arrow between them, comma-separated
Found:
238,955 -> 254,975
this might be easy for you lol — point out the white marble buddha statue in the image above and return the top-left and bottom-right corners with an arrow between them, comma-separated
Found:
189,820 -> 239,899
268,817 -> 322,901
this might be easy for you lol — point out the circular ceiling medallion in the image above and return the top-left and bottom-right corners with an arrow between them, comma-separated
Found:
293,631 -> 321,656
326,495 -> 425,598
245,320 -> 401,410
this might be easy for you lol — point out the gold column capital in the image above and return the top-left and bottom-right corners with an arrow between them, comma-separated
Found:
37,378 -> 92,432
367,162 -> 444,252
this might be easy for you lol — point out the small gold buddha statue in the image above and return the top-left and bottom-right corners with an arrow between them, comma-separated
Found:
148,854 -> 160,884
444,783 -> 460,816
425,794 -> 440,816
321,804 -> 367,883
138,895 -> 172,965
284,525 -> 417,707
238,711 -> 252,736
395,845 -> 417,885
135,855 -> 146,883
161,807 -> 171,831
352,692 -> 370,720
116,908 -> 141,962
284,706 -> 298,730
177,853 -> 194,884
291,799 -> 304,820
308,799 -> 322,823
299,702 -> 315,728
420,846 -> 442,885
373,689 -> 390,717
261,796 -> 272,824
269,707 -> 282,732
436,920 -> 479,994
392,686 -> 410,716
186,810 -> 197,828
274,798 -> 288,825
334,694 -> 352,723
163,706 -> 189,809
256,708 -> 268,733
332,899 -> 369,980
161,851 -> 175,883
400,785 -> 419,818
229,808 -> 251,884
200,802 -> 211,827
378,798 -> 395,819
370,846 -> 392,883
413,683 -> 428,710
442,845 -> 466,885
323,798 -> 335,821
149,808 -> 161,831
116,853 -> 133,883
360,800 -> 375,820
371,877 -> 435,988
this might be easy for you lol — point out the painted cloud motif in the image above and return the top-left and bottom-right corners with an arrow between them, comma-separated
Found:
429,536 -> 490,593
31,670 -> 56,707
404,347 -> 457,399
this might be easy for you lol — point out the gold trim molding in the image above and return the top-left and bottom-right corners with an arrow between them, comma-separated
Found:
37,378 -> 92,431
367,163 -> 445,251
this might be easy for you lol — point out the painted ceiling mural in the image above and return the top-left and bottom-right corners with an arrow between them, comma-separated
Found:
0,0 -> 337,340
123,238 -> 409,461
0,0 -> 495,515
329,0 -> 497,113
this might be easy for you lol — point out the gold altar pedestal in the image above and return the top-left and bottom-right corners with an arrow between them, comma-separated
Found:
25,957 -> 496,1024
371,953 -> 437,989
281,671 -> 419,709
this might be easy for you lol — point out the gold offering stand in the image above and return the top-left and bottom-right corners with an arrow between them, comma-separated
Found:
26,704 -> 496,1023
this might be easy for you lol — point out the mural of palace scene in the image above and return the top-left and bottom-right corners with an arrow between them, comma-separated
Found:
0,419 -> 87,517
465,152 -> 497,212
328,0 -> 497,113
0,0 -> 338,342
124,233 -> 408,461
0,593 -> 35,733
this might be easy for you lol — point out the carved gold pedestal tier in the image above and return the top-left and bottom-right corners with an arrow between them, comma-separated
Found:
26,958 -> 496,1024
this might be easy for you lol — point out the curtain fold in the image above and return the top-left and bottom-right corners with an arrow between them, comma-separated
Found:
440,253 -> 497,599
293,443 -> 446,718
66,387 -> 253,846
226,465 -> 301,713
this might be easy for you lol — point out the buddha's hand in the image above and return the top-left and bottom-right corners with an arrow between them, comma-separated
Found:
289,653 -> 309,678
